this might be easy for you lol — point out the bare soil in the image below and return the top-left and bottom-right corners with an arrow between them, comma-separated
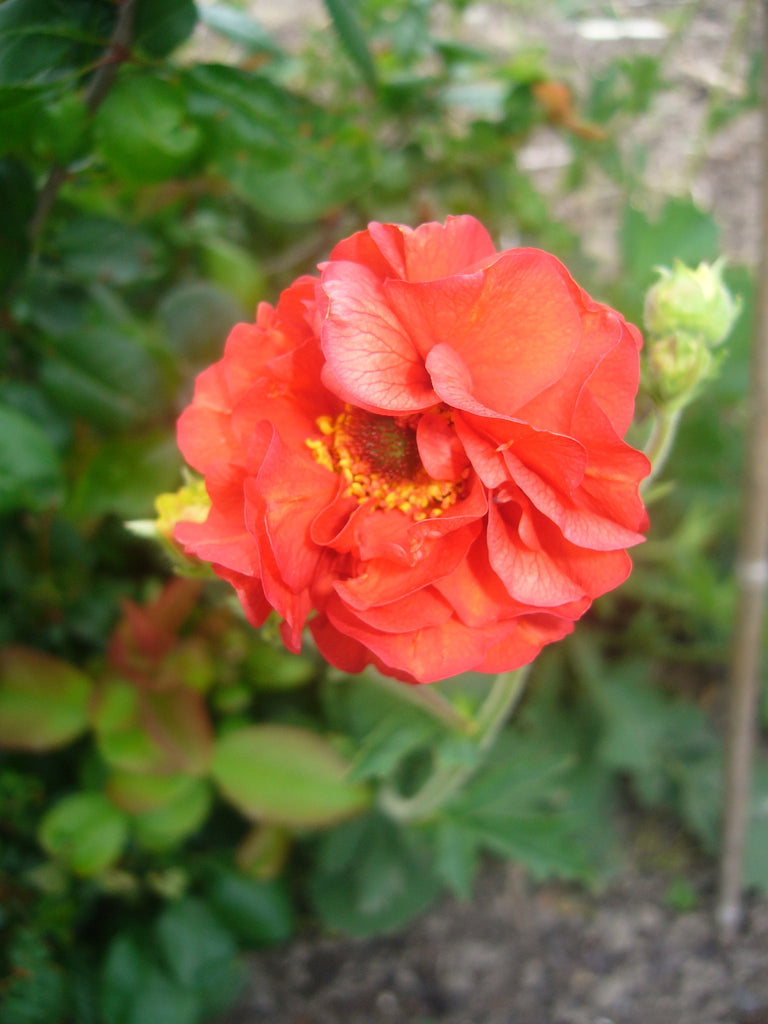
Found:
217,2 -> 765,1022
223,852 -> 768,1024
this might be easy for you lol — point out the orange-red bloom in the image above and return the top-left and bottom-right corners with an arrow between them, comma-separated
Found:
176,216 -> 649,683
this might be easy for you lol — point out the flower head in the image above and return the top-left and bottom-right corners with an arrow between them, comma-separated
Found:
176,216 -> 649,683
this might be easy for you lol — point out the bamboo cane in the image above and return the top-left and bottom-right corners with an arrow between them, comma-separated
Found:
716,0 -> 768,941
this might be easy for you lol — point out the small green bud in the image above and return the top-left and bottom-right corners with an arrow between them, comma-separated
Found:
644,331 -> 713,406
643,258 -> 740,348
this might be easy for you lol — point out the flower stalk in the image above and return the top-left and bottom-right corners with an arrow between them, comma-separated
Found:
378,665 -> 530,823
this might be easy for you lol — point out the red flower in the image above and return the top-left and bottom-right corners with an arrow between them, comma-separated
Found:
176,216 -> 649,684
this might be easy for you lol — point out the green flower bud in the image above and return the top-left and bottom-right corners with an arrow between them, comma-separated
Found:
644,331 -> 713,406
643,258 -> 740,348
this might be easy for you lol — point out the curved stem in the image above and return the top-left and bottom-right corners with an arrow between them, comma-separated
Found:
379,665 -> 531,823
363,668 -> 474,734
641,404 -> 683,495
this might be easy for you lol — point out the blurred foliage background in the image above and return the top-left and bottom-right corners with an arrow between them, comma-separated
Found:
0,0 -> 763,1021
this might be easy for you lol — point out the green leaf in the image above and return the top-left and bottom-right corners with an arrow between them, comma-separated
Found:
461,813 -> 592,881
106,770 -> 199,814
184,63 -> 293,155
184,64 -> 371,222
0,0 -> 114,87
620,198 -> 720,291
212,724 -> 370,827
93,681 -> 213,776
197,237 -> 267,311
100,935 -> 201,1024
244,643 -> 317,691
323,0 -> 377,89
0,646 -> 92,751
198,5 -> 283,56
204,869 -> 294,946
40,321 -> 164,432
52,215 -> 164,286
309,813 -> 441,935
158,281 -> 245,363
0,402 -> 64,513
433,817 -> 479,899
133,0 -> 197,57
39,792 -> 128,876
2,929 -> 69,1024
0,156 -> 34,292
154,897 -> 244,1012
67,432 -> 180,521
132,778 -> 212,851
94,72 -> 202,184
0,85 -> 48,155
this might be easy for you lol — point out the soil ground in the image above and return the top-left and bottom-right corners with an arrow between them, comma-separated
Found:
216,2 -> 765,1021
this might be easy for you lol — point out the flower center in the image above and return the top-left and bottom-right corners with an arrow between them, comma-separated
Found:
307,407 -> 461,519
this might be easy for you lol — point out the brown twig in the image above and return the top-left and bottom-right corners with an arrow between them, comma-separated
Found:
29,0 -> 138,243
716,0 -> 768,943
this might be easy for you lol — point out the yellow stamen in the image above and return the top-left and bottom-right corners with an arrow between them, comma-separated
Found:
306,406 -> 463,520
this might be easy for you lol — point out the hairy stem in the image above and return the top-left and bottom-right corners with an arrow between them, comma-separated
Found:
379,665 -> 531,823
641,404 -> 683,494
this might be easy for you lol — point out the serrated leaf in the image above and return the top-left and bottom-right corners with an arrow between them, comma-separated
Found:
463,813 -> 592,881
212,724 -> 370,827
433,817 -> 479,899
309,813 -> 441,935
39,792 -> 128,876
323,0 -> 377,89
0,646 -> 92,750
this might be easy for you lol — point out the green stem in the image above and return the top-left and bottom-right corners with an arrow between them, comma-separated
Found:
641,404 -> 684,494
363,668 -> 474,734
379,665 -> 531,823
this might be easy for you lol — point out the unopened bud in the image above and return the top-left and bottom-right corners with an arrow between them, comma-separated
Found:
643,258 -> 740,348
644,331 -> 713,406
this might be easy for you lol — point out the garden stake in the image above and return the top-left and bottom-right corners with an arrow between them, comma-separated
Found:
717,0 -> 768,942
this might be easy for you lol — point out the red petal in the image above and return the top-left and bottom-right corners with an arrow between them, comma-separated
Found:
320,261 -> 436,412
487,500 -> 588,606
335,520 -> 480,609
328,222 -> 407,279
474,614 -> 575,673
401,215 -> 497,281
416,410 -> 469,481
326,599 -> 514,684
388,250 -> 582,415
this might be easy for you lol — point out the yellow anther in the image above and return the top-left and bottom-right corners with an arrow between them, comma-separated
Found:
305,406 -> 462,519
